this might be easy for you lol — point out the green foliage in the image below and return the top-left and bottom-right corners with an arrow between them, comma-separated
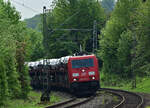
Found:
117,31 -> 133,78
16,41 -> 31,99
134,0 -> 150,76
6,91 -> 61,108
25,29 -> 44,61
2,1 -> 20,24
0,0 -> 40,105
99,0 -> 150,86
6,56 -> 21,98
19,66 -> 31,99
102,76 -> 150,93
98,0 -> 141,81
0,58 -> 8,106
0,1 -> 44,103
44,0 -> 106,58
0,0 -> 21,103
25,14 -> 41,31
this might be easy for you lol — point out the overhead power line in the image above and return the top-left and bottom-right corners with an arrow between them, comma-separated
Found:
59,11 -> 80,27
49,28 -> 93,31
48,11 -> 80,34
11,0 -> 40,13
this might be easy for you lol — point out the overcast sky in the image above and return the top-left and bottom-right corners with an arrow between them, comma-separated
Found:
4,0 -> 116,20
4,0 -> 53,20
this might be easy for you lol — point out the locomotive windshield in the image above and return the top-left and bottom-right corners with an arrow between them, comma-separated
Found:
71,58 -> 94,68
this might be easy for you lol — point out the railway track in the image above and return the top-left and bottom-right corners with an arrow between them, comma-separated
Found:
45,96 -> 94,108
101,88 -> 144,108
45,88 -> 144,108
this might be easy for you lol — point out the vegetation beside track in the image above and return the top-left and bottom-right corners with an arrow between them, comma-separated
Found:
1,0 -> 150,107
101,76 -> 150,93
4,91 -> 60,108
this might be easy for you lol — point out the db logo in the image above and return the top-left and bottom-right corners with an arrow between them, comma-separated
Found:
82,69 -> 85,72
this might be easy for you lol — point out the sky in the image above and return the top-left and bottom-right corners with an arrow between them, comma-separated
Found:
4,0 -> 53,20
4,0 -> 117,20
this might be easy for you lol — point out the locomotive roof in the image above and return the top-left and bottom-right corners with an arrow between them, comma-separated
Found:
70,54 -> 95,58
25,54 -> 95,67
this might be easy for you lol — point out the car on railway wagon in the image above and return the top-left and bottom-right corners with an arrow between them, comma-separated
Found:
26,54 -> 100,94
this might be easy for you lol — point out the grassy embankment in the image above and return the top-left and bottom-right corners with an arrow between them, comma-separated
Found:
101,76 -> 150,93
101,72 -> 150,93
5,91 -> 60,108
101,76 -> 150,108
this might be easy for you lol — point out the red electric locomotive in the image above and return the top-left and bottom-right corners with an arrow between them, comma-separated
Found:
67,55 -> 100,93
27,54 -> 100,94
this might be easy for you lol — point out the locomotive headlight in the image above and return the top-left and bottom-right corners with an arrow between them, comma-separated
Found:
92,77 -> 95,80
89,71 -> 95,75
73,78 -> 77,81
72,73 -> 79,77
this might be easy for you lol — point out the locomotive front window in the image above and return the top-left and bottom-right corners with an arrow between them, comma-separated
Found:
71,58 -> 94,68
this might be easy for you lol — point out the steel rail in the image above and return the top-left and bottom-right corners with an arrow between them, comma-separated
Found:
45,98 -> 76,108
45,88 -> 144,108
64,96 -> 94,108
45,95 -> 94,108
45,96 -> 94,108
100,88 -> 144,108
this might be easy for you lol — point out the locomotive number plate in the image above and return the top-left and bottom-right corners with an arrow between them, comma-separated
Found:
80,78 -> 88,81
81,72 -> 86,76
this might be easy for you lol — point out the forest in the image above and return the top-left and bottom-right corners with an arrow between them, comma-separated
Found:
0,0 -> 44,106
0,0 -> 150,107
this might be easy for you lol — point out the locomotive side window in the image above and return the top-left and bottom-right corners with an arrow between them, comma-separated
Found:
71,58 -> 94,68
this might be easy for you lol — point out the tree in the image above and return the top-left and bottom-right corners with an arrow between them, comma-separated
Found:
117,31 -> 133,78
14,23 -> 31,99
0,0 -> 32,101
134,0 -> 150,76
98,0 -> 141,82
0,0 -> 21,100
25,29 -> 44,61
0,58 -> 8,106
44,0 -> 106,58
0,24 -> 9,105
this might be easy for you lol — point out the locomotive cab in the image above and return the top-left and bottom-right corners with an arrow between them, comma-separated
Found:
68,55 -> 100,93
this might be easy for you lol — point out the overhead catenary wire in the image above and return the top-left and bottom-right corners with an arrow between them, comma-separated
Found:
59,11 -> 80,27
49,28 -> 93,31
11,0 -> 40,13
43,7 -> 97,53
48,11 -> 80,34
41,0 -> 50,7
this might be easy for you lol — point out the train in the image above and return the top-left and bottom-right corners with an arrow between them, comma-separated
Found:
26,53 -> 100,94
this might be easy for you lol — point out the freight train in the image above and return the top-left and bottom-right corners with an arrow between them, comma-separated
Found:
26,54 -> 100,94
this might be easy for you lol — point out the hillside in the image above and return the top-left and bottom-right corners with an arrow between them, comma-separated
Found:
24,14 -> 41,30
